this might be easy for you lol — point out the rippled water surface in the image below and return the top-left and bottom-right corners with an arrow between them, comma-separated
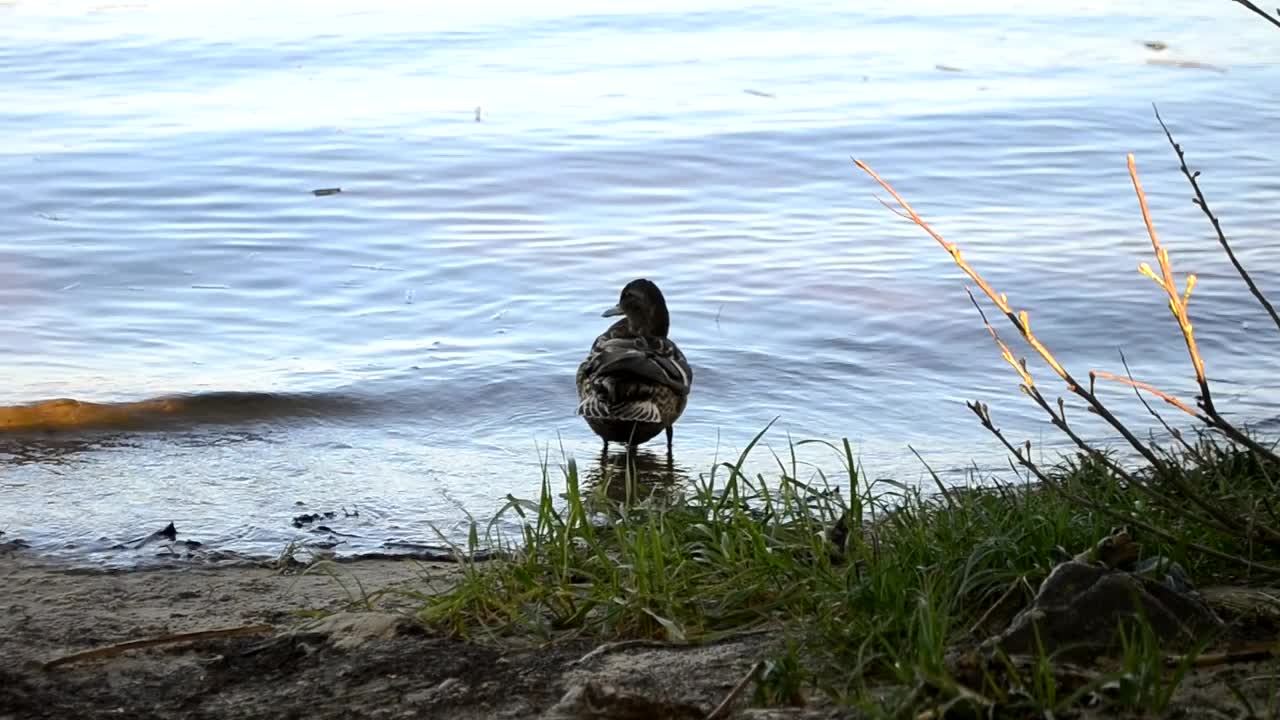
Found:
3,0 -> 1279,564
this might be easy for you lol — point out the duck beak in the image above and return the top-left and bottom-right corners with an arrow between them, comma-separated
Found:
601,304 -> 624,318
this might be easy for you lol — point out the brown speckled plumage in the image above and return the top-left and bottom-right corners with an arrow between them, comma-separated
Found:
576,279 -> 692,451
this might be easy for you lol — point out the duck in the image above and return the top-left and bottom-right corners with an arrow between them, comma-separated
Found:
576,279 -> 693,452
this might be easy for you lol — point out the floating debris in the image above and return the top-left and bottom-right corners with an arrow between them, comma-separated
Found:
1147,57 -> 1227,73
935,63 -> 964,72
292,511 -> 337,529
122,521 -> 178,550
475,106 -> 482,122
742,88 -> 775,98
312,187 -> 342,196
1144,40 -> 1169,51
0,530 -> 31,554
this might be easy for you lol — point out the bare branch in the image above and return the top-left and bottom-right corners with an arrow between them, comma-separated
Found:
1153,105 -> 1280,334
1228,0 -> 1280,29
1126,153 -> 1213,410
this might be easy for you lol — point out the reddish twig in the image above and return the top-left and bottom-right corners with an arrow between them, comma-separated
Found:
44,624 -> 275,670
1127,153 -> 1212,412
1091,370 -> 1202,418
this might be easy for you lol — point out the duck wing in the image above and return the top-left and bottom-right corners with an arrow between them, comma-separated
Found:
584,336 -> 691,395
576,334 -> 693,423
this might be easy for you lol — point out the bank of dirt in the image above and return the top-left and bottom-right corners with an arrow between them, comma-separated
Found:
0,556 -> 787,719
2,555 -> 1278,719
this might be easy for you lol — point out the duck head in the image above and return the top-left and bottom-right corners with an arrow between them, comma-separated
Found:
602,278 -> 671,337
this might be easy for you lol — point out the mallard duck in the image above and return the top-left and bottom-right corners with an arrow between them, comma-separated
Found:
576,279 -> 693,451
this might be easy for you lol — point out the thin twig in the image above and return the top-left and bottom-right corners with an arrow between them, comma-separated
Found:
1228,0 -> 1280,29
1170,641 -> 1279,668
1153,105 -> 1280,333
569,628 -> 774,667
44,624 -> 275,670
965,287 -> 1034,388
1127,153 -> 1213,412
569,639 -> 676,666
1091,370 -> 1202,418
705,661 -> 765,720
1117,350 -> 1195,453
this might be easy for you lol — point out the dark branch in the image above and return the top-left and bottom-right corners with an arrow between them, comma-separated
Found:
1229,0 -> 1280,29
1153,105 -> 1280,335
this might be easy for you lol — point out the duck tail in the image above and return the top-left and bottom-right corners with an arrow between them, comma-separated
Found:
577,392 -> 662,424
577,396 -> 612,419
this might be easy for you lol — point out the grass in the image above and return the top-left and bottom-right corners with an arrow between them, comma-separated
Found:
414,430 -> 1280,715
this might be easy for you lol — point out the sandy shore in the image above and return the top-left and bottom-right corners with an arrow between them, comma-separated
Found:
1,556 -> 459,663
0,554 -> 785,720
5,552 -> 1278,719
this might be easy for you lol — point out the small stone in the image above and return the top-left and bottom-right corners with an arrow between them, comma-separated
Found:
301,612 -> 417,650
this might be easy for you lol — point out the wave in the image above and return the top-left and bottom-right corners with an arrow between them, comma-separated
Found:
0,391 -> 370,433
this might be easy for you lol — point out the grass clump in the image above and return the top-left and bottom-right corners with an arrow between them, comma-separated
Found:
418,430 -> 1279,714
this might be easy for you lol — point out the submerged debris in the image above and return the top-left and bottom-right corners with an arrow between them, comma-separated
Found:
291,511 -> 336,528
122,521 -> 178,549
0,533 -> 31,555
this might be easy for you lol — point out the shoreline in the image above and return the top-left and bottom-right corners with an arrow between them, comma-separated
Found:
1,554 -> 782,720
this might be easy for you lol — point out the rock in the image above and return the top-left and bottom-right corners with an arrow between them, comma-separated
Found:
739,710 -> 859,719
300,612 -> 418,650
542,681 -> 704,720
983,559 -> 1222,662
403,677 -> 470,706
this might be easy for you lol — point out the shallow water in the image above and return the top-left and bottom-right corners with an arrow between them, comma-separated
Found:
3,0 -> 1279,565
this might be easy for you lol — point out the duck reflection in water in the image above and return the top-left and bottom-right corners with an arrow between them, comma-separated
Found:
581,445 -> 692,505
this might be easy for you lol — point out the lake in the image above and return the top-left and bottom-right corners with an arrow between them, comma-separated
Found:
2,0 -> 1279,565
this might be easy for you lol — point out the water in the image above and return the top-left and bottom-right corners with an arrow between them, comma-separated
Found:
3,0 -> 1279,565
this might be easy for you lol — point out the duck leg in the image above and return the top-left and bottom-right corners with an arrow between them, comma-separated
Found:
664,425 -> 674,453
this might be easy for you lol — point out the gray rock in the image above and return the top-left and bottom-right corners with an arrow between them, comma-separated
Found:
983,559 -> 1223,662
542,681 -> 705,720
